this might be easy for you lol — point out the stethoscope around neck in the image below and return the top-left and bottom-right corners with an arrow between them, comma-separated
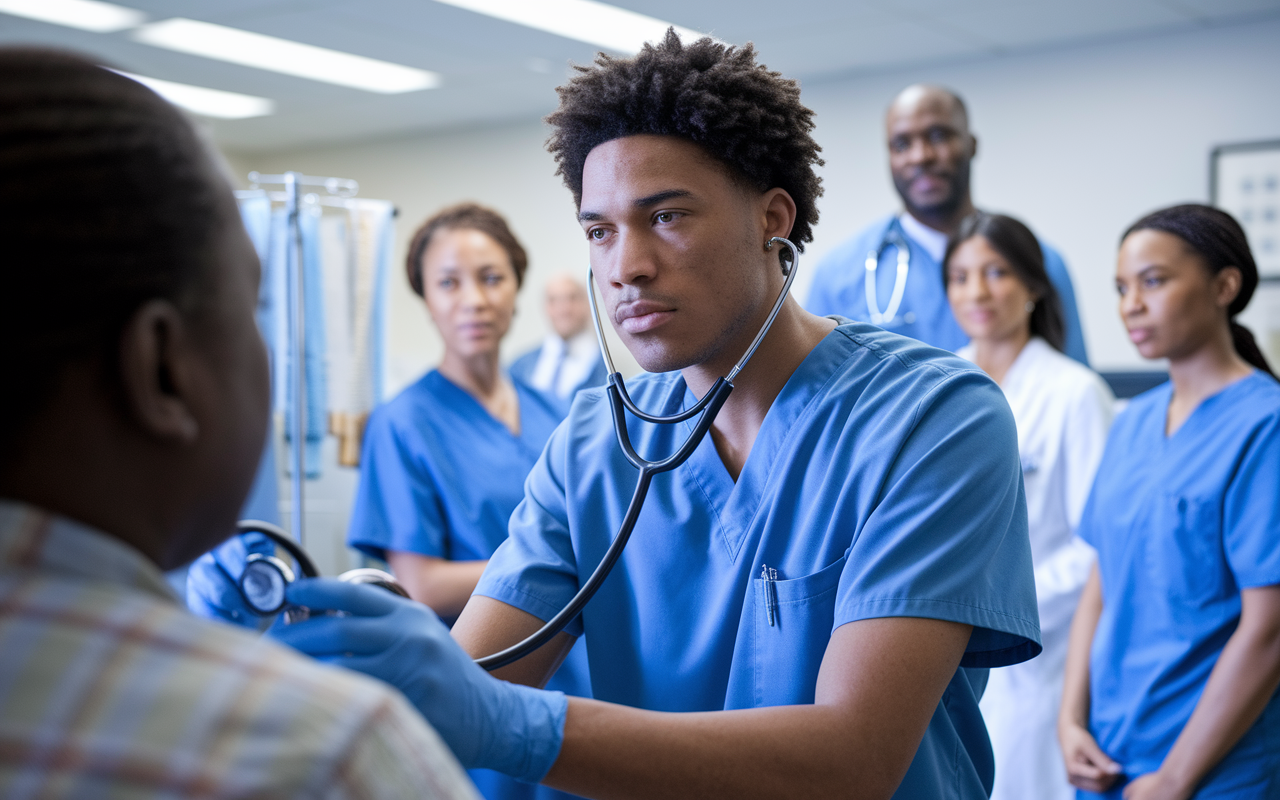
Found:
865,224 -> 911,326
471,235 -> 801,671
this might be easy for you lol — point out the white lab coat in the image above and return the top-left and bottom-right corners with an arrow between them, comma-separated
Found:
960,337 -> 1115,800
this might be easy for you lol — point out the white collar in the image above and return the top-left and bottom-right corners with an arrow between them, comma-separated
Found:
898,212 -> 949,263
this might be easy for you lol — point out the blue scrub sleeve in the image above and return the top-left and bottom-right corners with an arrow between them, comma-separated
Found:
1041,244 -> 1089,366
834,371 -> 1042,668
1224,410 -> 1280,589
346,408 -> 450,561
476,428 -> 585,637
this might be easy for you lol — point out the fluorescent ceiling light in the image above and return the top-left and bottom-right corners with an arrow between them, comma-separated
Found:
435,0 -> 709,53
114,70 -> 274,119
132,18 -> 440,94
0,0 -> 144,32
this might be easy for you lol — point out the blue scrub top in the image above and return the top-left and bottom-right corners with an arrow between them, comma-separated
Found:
349,369 -> 562,563
478,321 -> 1042,798
348,369 -> 589,800
1079,372 -> 1280,797
806,214 -> 1090,365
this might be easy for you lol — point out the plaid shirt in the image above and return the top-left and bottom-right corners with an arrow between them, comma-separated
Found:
0,500 -> 480,799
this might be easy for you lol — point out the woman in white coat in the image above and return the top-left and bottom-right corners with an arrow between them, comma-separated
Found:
944,212 -> 1115,800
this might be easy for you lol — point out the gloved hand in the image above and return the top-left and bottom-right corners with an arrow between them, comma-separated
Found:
186,532 -> 276,628
270,578 -> 567,784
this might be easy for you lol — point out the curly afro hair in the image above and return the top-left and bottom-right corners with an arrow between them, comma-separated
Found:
546,30 -> 823,249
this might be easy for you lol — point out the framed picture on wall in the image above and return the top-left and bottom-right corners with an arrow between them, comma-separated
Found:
1211,139 -> 1280,282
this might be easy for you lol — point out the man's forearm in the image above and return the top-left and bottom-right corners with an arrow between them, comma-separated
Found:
545,699 -> 905,800
539,617 -> 972,800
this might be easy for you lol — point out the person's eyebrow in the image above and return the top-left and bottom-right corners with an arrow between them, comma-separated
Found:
635,189 -> 692,208
578,189 -> 694,223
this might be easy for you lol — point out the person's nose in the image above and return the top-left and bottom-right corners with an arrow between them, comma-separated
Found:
1119,285 -> 1144,319
459,275 -> 489,310
606,229 -> 659,288
968,273 -> 990,301
904,135 -> 936,167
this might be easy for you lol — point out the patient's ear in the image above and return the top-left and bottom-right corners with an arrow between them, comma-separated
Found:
117,300 -> 200,444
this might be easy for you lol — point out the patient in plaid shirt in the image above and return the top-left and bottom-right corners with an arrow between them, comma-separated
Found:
0,48 -> 478,799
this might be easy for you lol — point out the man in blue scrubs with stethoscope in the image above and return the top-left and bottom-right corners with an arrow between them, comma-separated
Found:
807,84 -> 1090,364
231,33 -> 1042,799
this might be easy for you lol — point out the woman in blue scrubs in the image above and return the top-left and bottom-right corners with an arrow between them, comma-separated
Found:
348,203 -> 588,800
1059,204 -> 1280,799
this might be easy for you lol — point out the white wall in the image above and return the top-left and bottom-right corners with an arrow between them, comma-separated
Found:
225,121 -> 641,398
226,16 -> 1280,380
800,18 -> 1280,370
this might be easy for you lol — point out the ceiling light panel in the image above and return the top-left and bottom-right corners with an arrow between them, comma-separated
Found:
0,0 -> 145,32
434,0 -> 708,53
114,70 -> 274,119
131,18 -> 441,94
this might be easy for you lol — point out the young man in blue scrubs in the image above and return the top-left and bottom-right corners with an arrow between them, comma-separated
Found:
252,33 -> 1041,798
805,84 -> 1090,364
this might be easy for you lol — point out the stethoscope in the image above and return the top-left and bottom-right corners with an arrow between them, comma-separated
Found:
233,520 -> 408,621
235,237 -> 799,671
472,236 -> 801,670
865,223 -> 911,326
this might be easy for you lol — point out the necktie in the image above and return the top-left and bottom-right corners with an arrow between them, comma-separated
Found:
548,343 -> 567,398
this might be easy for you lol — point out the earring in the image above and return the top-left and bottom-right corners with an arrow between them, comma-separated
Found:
1025,300 -> 1036,313
764,239 -> 774,251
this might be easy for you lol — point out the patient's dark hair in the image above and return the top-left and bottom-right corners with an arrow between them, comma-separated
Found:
546,29 -> 824,249
1123,203 -> 1274,378
404,202 -> 528,297
944,212 -> 1066,352
0,48 -> 226,451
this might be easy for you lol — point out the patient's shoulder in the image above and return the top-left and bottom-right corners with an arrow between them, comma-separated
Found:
0,571 -> 477,799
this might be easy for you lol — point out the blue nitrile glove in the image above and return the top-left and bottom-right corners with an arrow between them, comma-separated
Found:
185,532 -> 275,628
270,578 -> 567,784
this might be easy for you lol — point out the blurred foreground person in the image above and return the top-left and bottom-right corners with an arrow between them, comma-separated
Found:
0,48 -> 476,799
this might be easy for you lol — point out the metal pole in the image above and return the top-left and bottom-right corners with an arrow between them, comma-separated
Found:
285,171 -> 307,549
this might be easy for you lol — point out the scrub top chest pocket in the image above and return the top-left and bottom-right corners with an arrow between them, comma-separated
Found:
1143,492 -> 1228,605
741,556 -> 847,709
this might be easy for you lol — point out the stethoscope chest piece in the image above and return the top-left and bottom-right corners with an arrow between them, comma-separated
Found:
240,553 -> 296,615
232,520 -> 408,621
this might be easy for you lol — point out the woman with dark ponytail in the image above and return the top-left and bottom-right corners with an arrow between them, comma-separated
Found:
1059,204 -> 1280,799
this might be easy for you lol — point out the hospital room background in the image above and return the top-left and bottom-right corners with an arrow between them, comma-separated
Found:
4,0 -> 1277,578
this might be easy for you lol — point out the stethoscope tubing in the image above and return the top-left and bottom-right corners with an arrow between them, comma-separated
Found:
474,237 -> 799,671
865,224 -> 910,326
239,519 -> 321,578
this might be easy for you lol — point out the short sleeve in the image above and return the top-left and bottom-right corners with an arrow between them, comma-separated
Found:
474,422 -> 584,637
834,371 -> 1042,668
346,409 -> 449,561
1224,411 -> 1280,589
336,692 -> 481,800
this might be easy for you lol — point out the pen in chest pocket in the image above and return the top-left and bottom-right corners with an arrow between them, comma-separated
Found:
761,564 -> 779,626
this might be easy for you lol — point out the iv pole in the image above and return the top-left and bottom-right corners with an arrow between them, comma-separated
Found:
245,171 -> 359,549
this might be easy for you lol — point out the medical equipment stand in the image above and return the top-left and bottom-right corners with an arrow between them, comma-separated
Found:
245,171 -> 360,551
